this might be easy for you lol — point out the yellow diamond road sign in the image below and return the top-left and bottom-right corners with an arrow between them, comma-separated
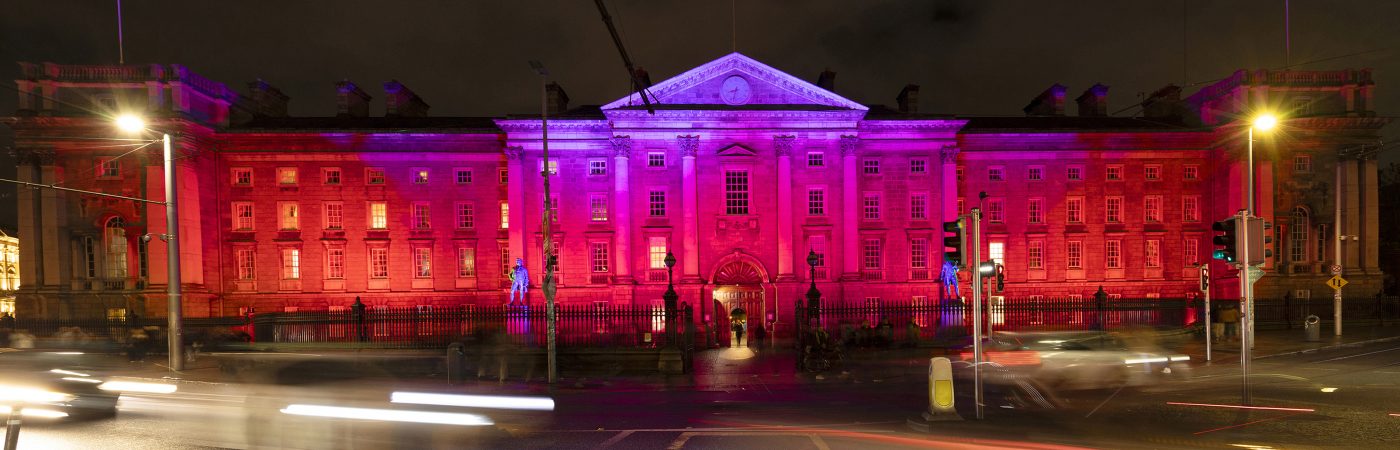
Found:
1326,275 -> 1349,290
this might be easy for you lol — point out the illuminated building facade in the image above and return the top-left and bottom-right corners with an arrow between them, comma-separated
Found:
5,55 -> 1387,334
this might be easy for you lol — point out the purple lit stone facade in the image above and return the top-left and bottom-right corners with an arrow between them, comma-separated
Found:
6,56 -> 1388,339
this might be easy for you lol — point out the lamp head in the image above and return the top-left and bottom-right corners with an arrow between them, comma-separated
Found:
115,115 -> 146,133
806,250 -> 819,267
1252,114 -> 1277,131
664,251 -> 676,269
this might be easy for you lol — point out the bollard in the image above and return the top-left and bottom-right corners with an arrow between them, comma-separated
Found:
922,357 -> 961,421
447,343 -> 467,384
4,404 -> 21,450
1304,315 -> 1321,342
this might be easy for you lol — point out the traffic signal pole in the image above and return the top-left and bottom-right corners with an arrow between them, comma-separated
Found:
1240,212 -> 1252,404
969,207 -> 983,420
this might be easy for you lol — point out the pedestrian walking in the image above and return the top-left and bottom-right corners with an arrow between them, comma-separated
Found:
1220,304 -> 1240,340
1210,306 -> 1224,340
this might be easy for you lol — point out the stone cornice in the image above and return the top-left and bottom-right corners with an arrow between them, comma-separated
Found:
858,120 -> 968,132
601,52 -> 869,111
603,108 -> 867,122
494,119 -> 610,133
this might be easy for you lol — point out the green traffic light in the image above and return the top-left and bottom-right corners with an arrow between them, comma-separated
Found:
1212,249 -> 1233,262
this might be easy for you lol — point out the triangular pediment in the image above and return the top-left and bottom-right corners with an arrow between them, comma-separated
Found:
602,53 -> 867,111
715,143 -> 758,157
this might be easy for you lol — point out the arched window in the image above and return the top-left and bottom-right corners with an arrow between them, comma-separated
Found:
105,217 -> 128,280
1290,207 -> 1309,263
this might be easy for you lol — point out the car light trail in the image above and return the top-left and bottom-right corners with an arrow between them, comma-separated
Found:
61,377 -> 102,384
0,406 -> 69,418
49,369 -> 90,377
391,392 -> 555,411
0,385 -> 71,403
1167,402 -> 1314,412
99,381 -> 178,394
1320,387 -> 1338,393
1124,357 -> 1169,364
280,404 -> 493,426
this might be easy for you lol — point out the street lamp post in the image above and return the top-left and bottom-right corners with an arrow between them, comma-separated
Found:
529,60 -> 558,384
1240,113 -> 1276,403
805,250 -> 821,314
117,116 -> 184,371
664,251 -> 678,346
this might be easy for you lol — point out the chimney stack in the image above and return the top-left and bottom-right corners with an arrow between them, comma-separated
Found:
817,68 -> 837,91
897,84 -> 921,113
383,79 -> 430,117
546,82 -> 570,114
245,79 -> 289,117
1023,84 -> 1067,116
1141,85 -> 1182,119
1075,83 -> 1109,117
335,80 -> 371,118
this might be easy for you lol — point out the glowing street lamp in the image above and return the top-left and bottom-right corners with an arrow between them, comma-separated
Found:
1239,111 -> 1279,404
115,114 -> 185,372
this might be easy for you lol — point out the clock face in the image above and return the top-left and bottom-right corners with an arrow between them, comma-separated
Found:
720,75 -> 752,105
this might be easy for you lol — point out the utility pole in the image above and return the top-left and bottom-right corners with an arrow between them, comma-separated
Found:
529,61 -> 558,384
1335,158 -> 1344,336
1239,211 -> 1252,404
969,208 -> 983,420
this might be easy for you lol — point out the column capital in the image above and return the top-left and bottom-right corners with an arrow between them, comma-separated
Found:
773,135 -> 796,157
678,135 -> 700,157
839,135 -> 860,156
610,135 -> 632,158
940,145 -> 960,163
504,146 -> 524,160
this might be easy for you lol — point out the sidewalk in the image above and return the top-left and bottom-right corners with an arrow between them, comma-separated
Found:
1175,324 -> 1400,360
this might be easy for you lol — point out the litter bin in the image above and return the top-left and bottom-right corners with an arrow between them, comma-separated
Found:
447,342 -> 467,384
1304,315 -> 1321,342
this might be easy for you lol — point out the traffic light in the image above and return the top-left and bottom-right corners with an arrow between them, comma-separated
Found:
1247,218 -> 1272,266
1211,217 -> 1241,263
943,218 -> 966,267
994,264 -> 1005,293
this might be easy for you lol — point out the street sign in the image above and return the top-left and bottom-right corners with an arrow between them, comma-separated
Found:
1248,266 -> 1265,285
1330,264 -> 1343,275
1326,275 -> 1349,290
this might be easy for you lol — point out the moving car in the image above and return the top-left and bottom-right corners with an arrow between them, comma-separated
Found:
0,351 -> 120,419
962,331 -> 1191,392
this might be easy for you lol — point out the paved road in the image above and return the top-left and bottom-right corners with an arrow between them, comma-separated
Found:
10,341 -> 1400,449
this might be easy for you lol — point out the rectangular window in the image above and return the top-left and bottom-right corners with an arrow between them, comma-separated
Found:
498,169 -> 508,184
1106,240 -> 1122,269
326,248 -> 345,279
281,248 -> 300,279
278,167 -> 298,185
590,194 -> 609,221
1183,196 -> 1200,222
910,193 -> 928,220
648,152 -> 666,168
233,202 -> 255,231
457,248 -> 476,278
324,202 -> 344,230
1067,197 -> 1084,224
987,198 -> 1004,223
988,166 -> 1004,181
500,203 -> 509,229
1106,165 -> 1122,181
862,239 -> 882,270
456,203 -> 474,229
279,203 -> 299,230
1106,197 -> 1122,223
989,241 -> 1004,265
956,166 -> 965,181
807,188 -> 826,216
589,159 -> 608,176
724,170 -> 750,215
648,190 -> 667,217
862,193 -> 881,220
1067,166 -> 1082,180
648,237 -> 668,269
94,158 -> 120,178
809,235 -> 827,268
366,168 -> 385,185
322,167 -> 341,185
412,168 -> 429,184
1184,165 -> 1199,180
958,198 -> 964,214
910,159 -> 927,174
236,248 -> 254,280
910,238 -> 928,269
1028,198 -> 1044,224
1067,241 -> 1083,269
862,160 -> 880,175
807,152 -> 824,167
590,242 -> 610,273
1144,196 -> 1162,223
369,202 -> 387,229
1185,238 -> 1199,266
414,248 -> 432,278
1145,165 -> 1161,181
370,247 -> 389,278
538,160 -> 559,176
1028,166 -> 1043,181
411,203 -> 430,229
1146,240 -> 1161,268
455,168 -> 473,184
231,168 -> 253,186
545,194 -> 559,223
1028,240 -> 1043,270
1294,154 -> 1312,173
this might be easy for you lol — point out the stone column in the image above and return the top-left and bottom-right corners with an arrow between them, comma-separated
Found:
1361,156 -> 1380,272
840,136 -> 861,279
14,150 -> 44,287
679,136 -> 701,281
775,136 -> 796,281
38,151 -> 63,287
1342,158 -> 1361,269
506,146 -> 526,264
940,146 -> 960,221
611,136 -> 634,282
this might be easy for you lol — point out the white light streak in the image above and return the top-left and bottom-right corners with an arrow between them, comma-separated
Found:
391,392 -> 556,411
279,404 -> 493,426
99,381 -> 177,394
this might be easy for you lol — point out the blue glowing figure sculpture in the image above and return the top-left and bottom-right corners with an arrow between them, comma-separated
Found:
508,258 -> 529,305
940,260 -> 960,299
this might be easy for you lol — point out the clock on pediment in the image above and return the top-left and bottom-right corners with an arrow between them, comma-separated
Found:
720,75 -> 752,105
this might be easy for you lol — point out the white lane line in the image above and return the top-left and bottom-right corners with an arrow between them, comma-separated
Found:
595,430 -> 634,450
666,432 -> 694,450
1312,346 -> 1400,363
810,433 -> 832,450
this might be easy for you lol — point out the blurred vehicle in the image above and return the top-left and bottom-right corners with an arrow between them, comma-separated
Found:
960,331 -> 1191,392
0,351 -> 120,419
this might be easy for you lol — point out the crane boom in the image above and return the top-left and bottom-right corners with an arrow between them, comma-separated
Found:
594,0 -> 656,113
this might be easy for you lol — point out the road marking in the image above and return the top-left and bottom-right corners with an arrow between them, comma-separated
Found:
810,434 -> 832,450
595,430 -> 634,449
1193,411 -> 1310,435
1085,386 -> 1123,418
1312,346 -> 1400,363
1167,402 -> 1315,412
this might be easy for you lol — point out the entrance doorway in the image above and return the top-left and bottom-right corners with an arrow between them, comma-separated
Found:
710,257 -> 768,348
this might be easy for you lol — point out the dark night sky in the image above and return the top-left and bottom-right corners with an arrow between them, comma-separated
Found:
2,0 -> 1398,233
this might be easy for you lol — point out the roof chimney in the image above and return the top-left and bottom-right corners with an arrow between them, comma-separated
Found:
896,84 -> 921,113
546,82 -> 570,115
1075,83 -> 1109,117
1141,84 -> 1182,119
335,80 -> 371,118
245,79 -> 289,117
817,68 -> 837,91
383,80 -> 430,117
1023,84 -> 1067,116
